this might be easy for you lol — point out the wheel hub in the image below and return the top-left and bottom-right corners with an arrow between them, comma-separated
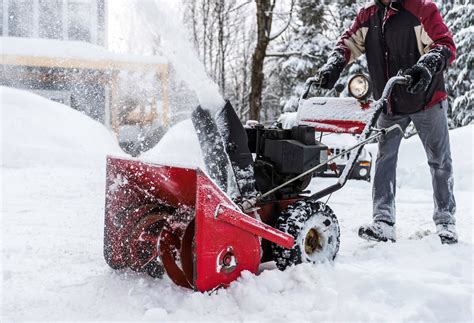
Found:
304,228 -> 322,255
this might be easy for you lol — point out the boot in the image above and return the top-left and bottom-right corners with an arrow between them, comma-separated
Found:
358,221 -> 396,242
436,224 -> 458,244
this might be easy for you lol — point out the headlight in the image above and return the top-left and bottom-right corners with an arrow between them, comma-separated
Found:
348,74 -> 371,101
359,168 -> 368,177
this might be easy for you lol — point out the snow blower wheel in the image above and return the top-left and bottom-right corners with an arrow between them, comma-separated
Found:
272,201 -> 340,270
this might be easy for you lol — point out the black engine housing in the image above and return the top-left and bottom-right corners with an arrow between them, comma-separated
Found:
246,124 -> 327,199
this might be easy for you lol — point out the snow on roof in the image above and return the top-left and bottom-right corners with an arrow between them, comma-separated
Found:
1,37 -> 167,70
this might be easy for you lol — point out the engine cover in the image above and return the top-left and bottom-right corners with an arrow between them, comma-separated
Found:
246,125 -> 328,198
264,139 -> 326,174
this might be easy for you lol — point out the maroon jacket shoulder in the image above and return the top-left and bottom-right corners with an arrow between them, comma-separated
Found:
335,3 -> 378,64
402,0 -> 456,64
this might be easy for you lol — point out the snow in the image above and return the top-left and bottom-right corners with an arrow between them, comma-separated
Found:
131,0 -> 225,112
1,86 -> 124,168
320,133 -> 358,147
279,111 -> 298,129
1,86 -> 472,321
1,37 -> 167,65
141,119 -> 204,169
298,97 -> 374,124
397,125 -> 473,191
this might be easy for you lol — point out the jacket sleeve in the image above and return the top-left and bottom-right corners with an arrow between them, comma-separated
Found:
417,1 -> 456,69
334,8 -> 369,66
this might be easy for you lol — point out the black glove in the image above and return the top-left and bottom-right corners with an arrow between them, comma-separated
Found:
405,64 -> 432,94
317,51 -> 346,89
405,47 -> 451,94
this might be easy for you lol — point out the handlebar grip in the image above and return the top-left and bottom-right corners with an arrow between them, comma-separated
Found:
401,75 -> 412,85
301,75 -> 326,99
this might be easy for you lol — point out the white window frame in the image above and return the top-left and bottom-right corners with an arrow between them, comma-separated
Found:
2,0 -> 102,44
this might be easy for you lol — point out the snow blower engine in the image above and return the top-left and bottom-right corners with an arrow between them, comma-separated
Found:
103,74 -> 411,292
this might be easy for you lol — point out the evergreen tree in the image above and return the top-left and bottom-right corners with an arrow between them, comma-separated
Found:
263,0 -> 369,117
332,0 -> 368,96
439,1 -> 473,127
263,0 -> 332,117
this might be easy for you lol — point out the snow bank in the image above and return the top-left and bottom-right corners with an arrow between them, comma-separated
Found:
141,119 -> 204,168
1,86 -> 123,168
397,125 -> 473,191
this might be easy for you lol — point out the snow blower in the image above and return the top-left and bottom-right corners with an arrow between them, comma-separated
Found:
103,74 -> 411,292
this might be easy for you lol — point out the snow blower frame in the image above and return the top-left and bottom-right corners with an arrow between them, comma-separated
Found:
104,75 -> 411,292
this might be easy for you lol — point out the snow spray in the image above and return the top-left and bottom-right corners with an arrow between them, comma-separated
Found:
134,0 -> 225,112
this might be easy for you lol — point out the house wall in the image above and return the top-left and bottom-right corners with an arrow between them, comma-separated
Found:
1,0 -> 108,124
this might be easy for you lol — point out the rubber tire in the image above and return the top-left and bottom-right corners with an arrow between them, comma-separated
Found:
272,200 -> 340,271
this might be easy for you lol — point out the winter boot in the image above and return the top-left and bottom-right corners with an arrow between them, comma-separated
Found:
358,221 -> 396,242
436,224 -> 458,244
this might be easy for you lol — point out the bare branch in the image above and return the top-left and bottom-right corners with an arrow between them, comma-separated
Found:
229,0 -> 253,13
266,51 -> 318,59
268,0 -> 295,41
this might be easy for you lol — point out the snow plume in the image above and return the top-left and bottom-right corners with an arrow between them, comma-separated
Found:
131,0 -> 225,112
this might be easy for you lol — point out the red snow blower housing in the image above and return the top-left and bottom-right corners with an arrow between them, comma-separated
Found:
104,75 -> 411,292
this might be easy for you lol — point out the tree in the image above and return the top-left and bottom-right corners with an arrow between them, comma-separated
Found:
262,0 -> 331,117
183,0 -> 237,97
437,1 -> 473,127
262,0 -> 366,118
248,0 -> 295,120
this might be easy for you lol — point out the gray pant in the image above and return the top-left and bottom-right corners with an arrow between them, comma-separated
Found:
372,101 -> 456,225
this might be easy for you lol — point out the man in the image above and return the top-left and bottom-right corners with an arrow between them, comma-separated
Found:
317,0 -> 457,244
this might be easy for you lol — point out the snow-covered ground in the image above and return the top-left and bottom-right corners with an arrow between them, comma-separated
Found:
1,88 -> 473,321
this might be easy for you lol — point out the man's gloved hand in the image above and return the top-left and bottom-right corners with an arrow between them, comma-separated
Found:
405,63 -> 432,94
405,47 -> 451,94
316,51 -> 346,89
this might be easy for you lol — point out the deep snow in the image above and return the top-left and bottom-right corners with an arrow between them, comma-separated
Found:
1,86 -> 124,168
141,119 -> 205,169
1,88 -> 473,321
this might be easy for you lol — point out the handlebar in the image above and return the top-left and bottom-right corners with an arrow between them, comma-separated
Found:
300,74 -> 412,103
300,76 -> 322,100
378,75 -> 412,103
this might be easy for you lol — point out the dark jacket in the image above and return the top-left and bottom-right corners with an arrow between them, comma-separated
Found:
335,0 -> 456,114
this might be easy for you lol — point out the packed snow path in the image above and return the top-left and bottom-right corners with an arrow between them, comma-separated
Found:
1,88 -> 472,321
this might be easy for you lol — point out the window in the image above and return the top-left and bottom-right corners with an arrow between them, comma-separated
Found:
67,1 -> 91,42
39,0 -> 63,39
1,4 -> 3,35
8,0 -> 34,37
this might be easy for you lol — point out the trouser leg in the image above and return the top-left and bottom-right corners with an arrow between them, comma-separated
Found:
372,113 -> 411,224
410,102 -> 456,225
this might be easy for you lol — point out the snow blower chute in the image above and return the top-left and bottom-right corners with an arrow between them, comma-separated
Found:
104,74 -> 411,292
